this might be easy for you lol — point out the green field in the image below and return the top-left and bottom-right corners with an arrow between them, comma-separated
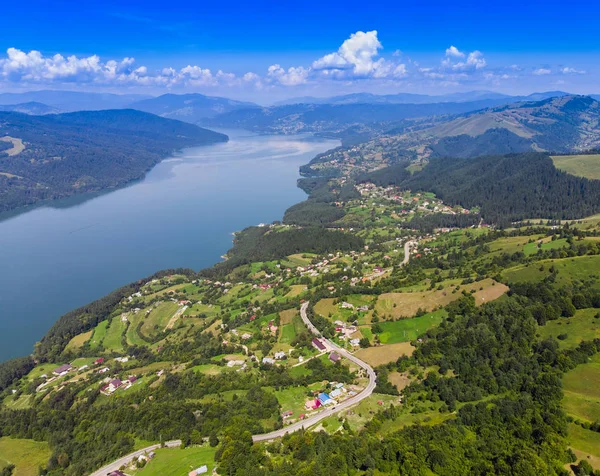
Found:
103,317 -> 127,352
377,310 -> 446,344
562,353 -> 600,423
134,445 -> 216,476
522,238 -> 568,256
64,330 -> 93,351
538,309 -> 600,350
142,302 -> 179,335
503,255 -> 600,287
567,423 -> 600,469
551,154 -> 600,180
89,320 -> 109,349
0,437 -> 50,476
279,315 -> 304,344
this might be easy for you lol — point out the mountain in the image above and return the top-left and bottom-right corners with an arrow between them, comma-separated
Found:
0,90 -> 151,112
0,109 -> 227,211
0,102 -> 60,115
205,98 -> 526,136
273,90 -> 570,106
129,93 -> 259,123
408,95 -> 600,156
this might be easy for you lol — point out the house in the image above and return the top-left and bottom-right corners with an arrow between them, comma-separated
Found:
274,351 -> 286,360
318,393 -> 335,405
262,357 -> 275,365
330,388 -> 343,398
52,364 -> 73,377
341,302 -> 354,309
227,360 -> 245,368
79,365 -> 89,372
281,410 -> 293,418
98,367 -> 110,374
94,358 -> 104,365
305,399 -> 321,410
108,471 -> 127,476
350,338 -> 361,346
329,352 -> 341,363
241,333 -> 252,340
312,338 -> 326,351
189,465 -> 208,476
101,379 -> 123,395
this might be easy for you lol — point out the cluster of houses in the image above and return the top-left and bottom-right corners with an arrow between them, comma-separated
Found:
304,382 -> 347,410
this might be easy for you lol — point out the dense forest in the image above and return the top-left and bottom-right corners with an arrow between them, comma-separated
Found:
0,110 -> 227,211
365,152 -> 600,224
201,226 -> 364,277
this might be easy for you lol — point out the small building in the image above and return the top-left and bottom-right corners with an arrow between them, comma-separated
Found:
274,351 -> 286,360
329,352 -> 341,363
108,471 -> 127,476
94,358 -> 104,365
262,357 -> 275,365
52,364 -> 73,377
189,465 -> 208,476
312,338 -> 326,351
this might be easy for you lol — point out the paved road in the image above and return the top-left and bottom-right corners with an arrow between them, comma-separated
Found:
252,301 -> 377,442
89,241 -> 418,470
401,240 -> 416,266
88,440 -> 181,476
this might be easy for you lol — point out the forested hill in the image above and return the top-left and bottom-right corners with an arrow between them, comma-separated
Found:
0,109 -> 227,212
364,152 -> 600,224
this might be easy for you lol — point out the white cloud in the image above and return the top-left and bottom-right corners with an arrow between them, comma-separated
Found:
533,68 -> 551,75
442,47 -> 486,71
311,30 -> 406,80
561,67 -> 586,75
445,46 -> 465,58
267,64 -> 309,86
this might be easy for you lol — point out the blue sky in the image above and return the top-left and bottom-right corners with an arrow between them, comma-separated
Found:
1,0 -> 599,102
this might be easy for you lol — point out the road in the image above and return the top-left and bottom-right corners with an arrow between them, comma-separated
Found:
89,240 -> 418,471
252,301 -> 377,442
401,240 -> 416,266
88,440 -> 181,476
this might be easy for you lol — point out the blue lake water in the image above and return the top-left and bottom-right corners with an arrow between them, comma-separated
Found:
0,130 -> 339,361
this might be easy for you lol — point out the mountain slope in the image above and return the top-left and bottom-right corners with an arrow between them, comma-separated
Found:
398,95 -> 600,157
0,102 -> 60,115
0,109 -> 227,211
0,90 -> 151,112
130,93 -> 259,123
206,99 -> 526,135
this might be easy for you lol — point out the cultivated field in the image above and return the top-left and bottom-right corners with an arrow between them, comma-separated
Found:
376,279 -> 508,318
64,330 -> 93,351
354,342 -> 415,366
551,154 -> 600,180
377,310 -> 446,344
133,445 -> 216,476
0,437 -> 50,476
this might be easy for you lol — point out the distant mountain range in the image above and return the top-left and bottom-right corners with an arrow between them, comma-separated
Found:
0,102 -> 60,115
0,90 -> 151,112
273,90 -> 574,106
0,109 -> 227,212
129,93 -> 259,123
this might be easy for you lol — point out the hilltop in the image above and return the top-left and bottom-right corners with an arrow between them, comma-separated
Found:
129,93 -> 259,123
0,109 -> 227,212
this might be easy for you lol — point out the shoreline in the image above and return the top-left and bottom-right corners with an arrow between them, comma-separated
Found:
0,132 -> 339,364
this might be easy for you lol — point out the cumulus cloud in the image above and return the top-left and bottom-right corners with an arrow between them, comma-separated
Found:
311,30 -> 406,79
442,47 -> 486,71
533,68 -> 551,75
445,46 -> 465,58
267,64 -> 309,86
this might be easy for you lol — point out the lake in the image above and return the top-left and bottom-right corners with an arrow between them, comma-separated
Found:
0,130 -> 339,361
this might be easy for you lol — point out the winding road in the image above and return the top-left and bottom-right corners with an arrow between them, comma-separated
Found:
89,240 -> 417,473
252,301 -> 377,442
